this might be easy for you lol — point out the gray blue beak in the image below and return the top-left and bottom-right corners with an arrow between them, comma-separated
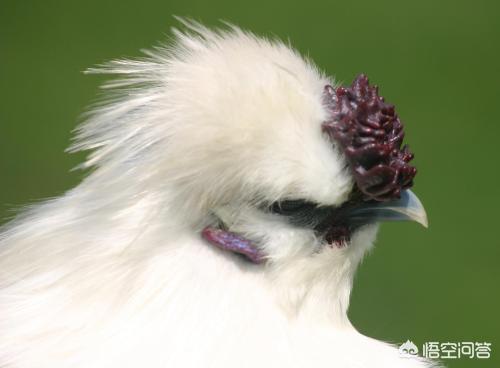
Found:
349,190 -> 428,228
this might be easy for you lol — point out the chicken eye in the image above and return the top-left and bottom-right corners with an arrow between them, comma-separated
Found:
268,199 -> 328,229
269,199 -> 315,215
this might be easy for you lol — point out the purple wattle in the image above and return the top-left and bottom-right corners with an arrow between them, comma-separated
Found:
201,227 -> 265,264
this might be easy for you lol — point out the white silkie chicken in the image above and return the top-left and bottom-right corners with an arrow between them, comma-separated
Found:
0,20 -> 437,368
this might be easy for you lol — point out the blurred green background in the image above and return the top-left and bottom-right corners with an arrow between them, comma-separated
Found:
1,1 -> 498,366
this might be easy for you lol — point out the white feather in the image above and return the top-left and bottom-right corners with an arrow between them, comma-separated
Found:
0,20 -> 438,367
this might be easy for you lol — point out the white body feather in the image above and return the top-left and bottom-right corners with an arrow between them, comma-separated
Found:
0,21 -> 437,367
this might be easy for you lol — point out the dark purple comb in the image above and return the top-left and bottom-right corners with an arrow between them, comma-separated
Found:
322,74 -> 416,202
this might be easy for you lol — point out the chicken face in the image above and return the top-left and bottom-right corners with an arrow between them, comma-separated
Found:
199,68 -> 426,262
263,74 -> 428,247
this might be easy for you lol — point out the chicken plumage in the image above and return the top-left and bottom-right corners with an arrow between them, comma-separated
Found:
0,20 -> 435,368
